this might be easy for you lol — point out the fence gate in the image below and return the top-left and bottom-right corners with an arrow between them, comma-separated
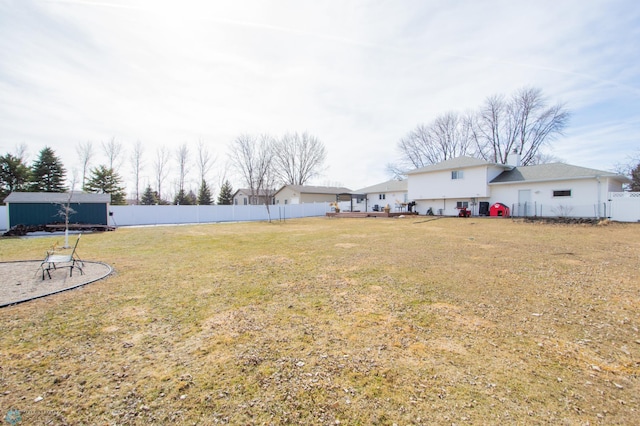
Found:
609,192 -> 640,222
518,189 -> 532,216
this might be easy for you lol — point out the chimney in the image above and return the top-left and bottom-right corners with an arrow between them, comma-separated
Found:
507,149 -> 521,167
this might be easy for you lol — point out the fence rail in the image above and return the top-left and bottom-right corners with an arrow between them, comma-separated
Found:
107,203 -> 331,227
2,194 -> 639,231
509,202 -> 608,219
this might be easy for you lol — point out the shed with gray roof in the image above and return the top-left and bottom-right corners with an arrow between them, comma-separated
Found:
3,192 -> 111,229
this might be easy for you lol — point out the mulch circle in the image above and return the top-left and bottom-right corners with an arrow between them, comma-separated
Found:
0,260 -> 113,307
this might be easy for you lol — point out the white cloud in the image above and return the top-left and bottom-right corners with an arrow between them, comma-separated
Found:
1,0 -> 639,195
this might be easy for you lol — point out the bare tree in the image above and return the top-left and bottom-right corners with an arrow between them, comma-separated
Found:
395,111 -> 475,169
14,143 -> 28,162
176,143 -> 189,195
228,133 -> 275,207
196,140 -> 215,184
154,145 -> 171,202
102,137 -> 124,172
272,131 -> 327,185
174,143 -> 191,204
130,141 -> 144,204
76,141 -> 94,189
473,87 -> 570,165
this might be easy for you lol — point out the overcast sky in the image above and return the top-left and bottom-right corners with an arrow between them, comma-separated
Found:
1,0 -> 638,195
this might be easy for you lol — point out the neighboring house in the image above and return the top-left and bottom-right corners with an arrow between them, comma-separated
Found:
407,156 -> 629,218
273,185 -> 353,205
3,192 -> 111,229
356,179 -> 408,212
232,189 -> 275,206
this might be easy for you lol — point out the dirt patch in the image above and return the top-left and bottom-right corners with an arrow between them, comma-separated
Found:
0,260 -> 113,306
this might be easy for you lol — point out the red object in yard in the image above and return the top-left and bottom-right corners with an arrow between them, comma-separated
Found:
457,207 -> 471,217
489,203 -> 510,217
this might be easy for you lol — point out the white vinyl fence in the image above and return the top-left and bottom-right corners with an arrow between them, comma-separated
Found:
507,192 -> 640,222
2,195 -> 639,231
609,192 -> 640,223
107,203 -> 331,227
0,205 -> 6,231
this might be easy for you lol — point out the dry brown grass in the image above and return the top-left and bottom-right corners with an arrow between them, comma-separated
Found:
0,217 -> 639,425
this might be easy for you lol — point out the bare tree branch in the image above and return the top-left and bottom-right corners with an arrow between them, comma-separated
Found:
396,111 -> 475,168
76,141 -> 94,189
102,137 -> 124,171
130,141 -> 144,204
272,131 -> 327,185
474,87 -> 570,165
154,146 -> 170,201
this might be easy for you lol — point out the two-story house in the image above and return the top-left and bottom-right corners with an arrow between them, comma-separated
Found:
407,156 -> 628,217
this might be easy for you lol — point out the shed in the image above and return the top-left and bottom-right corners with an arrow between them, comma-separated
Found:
489,202 -> 510,217
3,192 -> 111,229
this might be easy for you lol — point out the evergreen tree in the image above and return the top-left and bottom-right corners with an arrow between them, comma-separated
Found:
631,162 -> 640,192
174,189 -> 194,205
30,146 -> 67,192
140,184 -> 159,205
197,179 -> 213,205
84,165 -> 127,205
0,153 -> 31,201
217,180 -> 234,205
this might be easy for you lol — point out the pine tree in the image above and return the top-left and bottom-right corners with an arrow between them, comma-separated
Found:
84,165 -> 127,205
140,184 -> 159,205
631,163 -> 640,192
0,153 -> 31,201
217,180 -> 234,205
197,180 -> 213,205
30,146 -> 67,192
174,189 -> 194,205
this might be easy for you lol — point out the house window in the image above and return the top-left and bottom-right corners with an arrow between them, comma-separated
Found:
553,190 -> 572,197
452,170 -> 464,180
284,199 -> 288,205
379,194 -> 386,200
243,197 -> 248,205
456,201 -> 469,209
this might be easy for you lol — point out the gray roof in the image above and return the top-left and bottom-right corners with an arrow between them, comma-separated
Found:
4,191 -> 111,204
406,156 -> 506,174
490,163 -> 629,184
233,188 -> 274,197
276,185 -> 353,195
356,179 -> 407,194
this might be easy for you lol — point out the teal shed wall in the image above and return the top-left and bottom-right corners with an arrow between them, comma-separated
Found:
8,202 -> 108,228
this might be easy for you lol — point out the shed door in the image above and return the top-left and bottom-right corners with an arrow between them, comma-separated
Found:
518,190 -> 532,216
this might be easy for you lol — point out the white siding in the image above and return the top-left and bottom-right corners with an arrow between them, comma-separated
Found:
490,177 -> 612,218
365,191 -> 408,212
408,166 -> 497,200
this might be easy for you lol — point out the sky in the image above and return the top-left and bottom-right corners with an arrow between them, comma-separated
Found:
1,0 -> 639,196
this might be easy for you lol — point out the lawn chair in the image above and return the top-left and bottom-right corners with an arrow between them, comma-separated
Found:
40,234 -> 84,280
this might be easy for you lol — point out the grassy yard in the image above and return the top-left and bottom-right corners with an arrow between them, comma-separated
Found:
0,217 -> 638,425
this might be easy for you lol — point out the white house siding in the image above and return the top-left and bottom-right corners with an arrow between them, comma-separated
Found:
275,187 -> 297,204
274,186 -> 350,206
408,166 -> 499,216
300,193 -> 338,204
489,177 -> 623,218
365,191 -> 408,212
